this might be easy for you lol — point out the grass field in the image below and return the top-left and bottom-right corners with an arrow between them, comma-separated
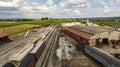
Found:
0,20 -> 83,35
0,20 -> 60,35
0,24 -> 40,35
94,20 -> 120,27
0,22 -> 22,27
0,20 -> 60,28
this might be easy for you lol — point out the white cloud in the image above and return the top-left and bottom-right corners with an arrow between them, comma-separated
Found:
108,0 -> 114,5
100,1 -> 107,5
74,9 -> 82,15
60,9 -> 69,14
20,6 -> 33,12
0,1 -> 18,7
13,0 -> 19,3
33,2 -> 39,5
67,0 -> 90,8
68,0 -> 86,5
103,6 -> 111,13
0,0 -> 120,18
46,0 -> 54,6
115,0 -> 120,4
79,2 -> 90,8
59,1 -> 67,8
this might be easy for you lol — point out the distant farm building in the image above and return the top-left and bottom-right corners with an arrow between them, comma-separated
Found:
63,25 -> 120,50
0,33 -> 11,44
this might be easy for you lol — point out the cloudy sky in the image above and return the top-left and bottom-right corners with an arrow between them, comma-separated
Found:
0,0 -> 120,19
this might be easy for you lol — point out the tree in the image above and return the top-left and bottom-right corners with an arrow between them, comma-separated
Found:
44,17 -> 49,20
41,17 -> 49,20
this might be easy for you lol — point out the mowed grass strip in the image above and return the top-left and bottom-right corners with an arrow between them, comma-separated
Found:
0,24 -> 40,35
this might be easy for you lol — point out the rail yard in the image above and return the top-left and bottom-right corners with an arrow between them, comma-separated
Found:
1,20 -> 120,67
0,0 -> 120,66
1,24 -> 105,67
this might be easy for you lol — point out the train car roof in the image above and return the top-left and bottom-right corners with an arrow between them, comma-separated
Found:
19,55 -> 34,67
3,62 -> 14,67
30,41 -> 44,54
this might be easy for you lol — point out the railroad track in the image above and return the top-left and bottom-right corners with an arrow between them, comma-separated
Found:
41,26 -> 58,67
61,59 -> 69,67
59,28 -> 70,67
0,34 -> 40,65
0,26 -> 51,56
0,33 -> 35,56
0,27 -> 52,66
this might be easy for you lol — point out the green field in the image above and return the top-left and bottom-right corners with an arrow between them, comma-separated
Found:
0,20 -> 60,28
0,20 -> 60,35
94,20 -> 120,27
0,22 -> 22,27
0,24 -> 40,35
0,20 -> 84,35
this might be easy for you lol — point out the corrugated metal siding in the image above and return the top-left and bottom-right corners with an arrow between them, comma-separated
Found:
76,44 -> 84,51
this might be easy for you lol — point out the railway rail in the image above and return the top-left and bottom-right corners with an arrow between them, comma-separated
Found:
1,26 -> 53,66
2,25 -> 104,67
0,34 -> 36,66
41,27 -> 58,67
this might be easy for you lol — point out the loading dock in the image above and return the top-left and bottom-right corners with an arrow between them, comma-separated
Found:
102,38 -> 108,45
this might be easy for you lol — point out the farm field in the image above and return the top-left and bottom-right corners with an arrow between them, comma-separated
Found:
0,22 -> 22,27
0,20 -> 83,35
0,20 -> 60,35
0,20 -> 60,27
94,20 -> 120,27
0,24 -> 40,35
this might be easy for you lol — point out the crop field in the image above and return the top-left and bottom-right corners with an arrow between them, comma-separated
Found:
94,20 -> 120,27
0,20 -> 61,35
0,20 -> 60,27
0,20 -> 83,35
0,22 -> 22,27
0,24 -> 40,35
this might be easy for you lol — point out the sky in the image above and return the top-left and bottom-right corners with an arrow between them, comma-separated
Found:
0,0 -> 120,19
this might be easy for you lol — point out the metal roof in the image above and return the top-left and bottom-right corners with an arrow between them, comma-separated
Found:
71,25 -> 111,34
3,62 -> 14,67
30,40 -> 44,54
0,33 -> 7,38
19,55 -> 34,67
64,27 -> 93,39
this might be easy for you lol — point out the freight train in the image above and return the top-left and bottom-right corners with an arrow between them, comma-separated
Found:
3,41 -> 46,67
3,62 -> 14,67
9,43 -> 34,66
2,27 -> 54,67
19,41 -> 45,67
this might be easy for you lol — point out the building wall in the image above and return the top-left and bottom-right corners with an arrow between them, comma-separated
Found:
89,31 -> 120,46
65,35 -> 77,45
0,36 -> 10,44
